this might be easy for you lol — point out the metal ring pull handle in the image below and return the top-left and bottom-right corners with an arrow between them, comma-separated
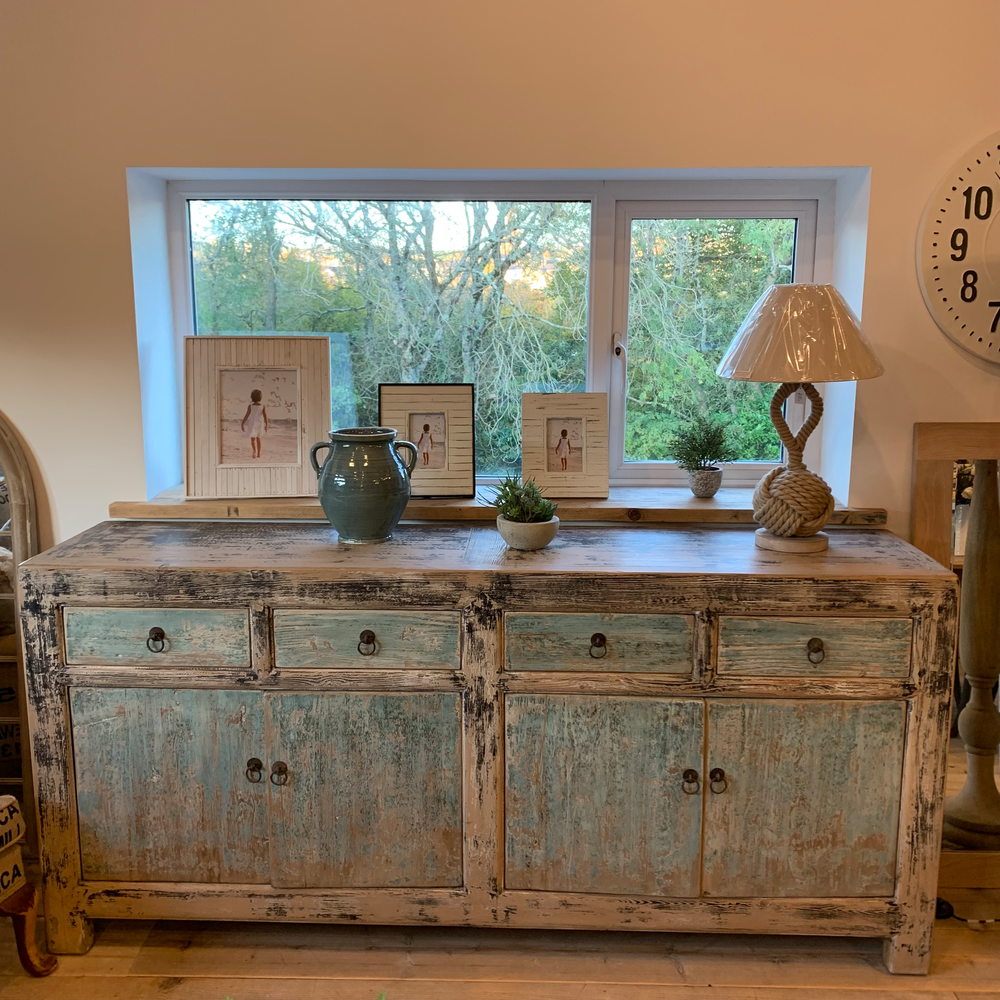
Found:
146,626 -> 166,653
681,768 -> 700,794
245,757 -> 263,783
270,761 -> 289,786
589,632 -> 608,659
709,767 -> 728,794
806,637 -> 826,664
357,629 -> 377,656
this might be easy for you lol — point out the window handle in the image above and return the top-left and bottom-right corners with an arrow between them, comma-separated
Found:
613,332 -> 627,359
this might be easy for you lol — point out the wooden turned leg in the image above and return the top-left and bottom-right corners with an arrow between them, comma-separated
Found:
0,883 -> 57,977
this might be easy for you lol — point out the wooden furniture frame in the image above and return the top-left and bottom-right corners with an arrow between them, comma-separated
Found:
912,422 -> 1000,567
912,422 -> 1000,885
0,410 -> 38,851
21,522 -> 956,974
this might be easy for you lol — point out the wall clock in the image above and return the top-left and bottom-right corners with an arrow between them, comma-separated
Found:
917,129 -> 1000,363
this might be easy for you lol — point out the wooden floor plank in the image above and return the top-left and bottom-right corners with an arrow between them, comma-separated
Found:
0,978 -> 971,1000
0,912 -> 997,996
118,919 -> 1000,990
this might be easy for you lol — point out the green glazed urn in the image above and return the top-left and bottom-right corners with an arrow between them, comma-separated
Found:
310,427 -> 418,543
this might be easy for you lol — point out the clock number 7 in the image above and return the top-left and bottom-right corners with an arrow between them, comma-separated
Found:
990,301 -> 1000,334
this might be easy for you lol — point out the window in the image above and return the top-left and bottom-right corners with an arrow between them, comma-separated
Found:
170,180 -> 824,484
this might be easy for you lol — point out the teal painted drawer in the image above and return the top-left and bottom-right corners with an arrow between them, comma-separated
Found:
505,613 -> 694,673
272,610 -> 460,669
63,607 -> 251,668
716,616 -> 912,678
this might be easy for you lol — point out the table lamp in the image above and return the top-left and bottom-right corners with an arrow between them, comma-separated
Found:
716,284 -> 883,552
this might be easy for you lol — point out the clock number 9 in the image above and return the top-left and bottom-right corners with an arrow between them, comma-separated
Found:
963,185 -> 993,220
950,228 -> 968,261
961,270 -> 978,303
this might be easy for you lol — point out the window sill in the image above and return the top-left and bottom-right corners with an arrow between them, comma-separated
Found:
109,486 -> 886,527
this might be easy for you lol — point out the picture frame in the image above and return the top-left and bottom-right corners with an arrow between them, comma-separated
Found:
521,392 -> 609,498
378,383 -> 475,498
184,336 -> 331,498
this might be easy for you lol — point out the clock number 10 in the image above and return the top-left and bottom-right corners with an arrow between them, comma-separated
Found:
963,185 -> 993,220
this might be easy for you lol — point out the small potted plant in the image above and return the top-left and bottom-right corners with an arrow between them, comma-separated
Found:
669,415 -> 738,498
487,475 -> 560,550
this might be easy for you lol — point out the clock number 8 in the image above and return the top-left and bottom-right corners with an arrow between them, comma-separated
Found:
961,270 -> 978,303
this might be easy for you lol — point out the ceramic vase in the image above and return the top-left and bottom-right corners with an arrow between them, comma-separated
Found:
310,427 -> 417,543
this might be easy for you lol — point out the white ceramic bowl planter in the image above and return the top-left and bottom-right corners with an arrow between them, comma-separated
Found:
496,515 -> 560,551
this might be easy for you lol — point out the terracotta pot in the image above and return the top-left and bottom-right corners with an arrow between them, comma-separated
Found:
496,515 -> 559,551
688,467 -> 722,498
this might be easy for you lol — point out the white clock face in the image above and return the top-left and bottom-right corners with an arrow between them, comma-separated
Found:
917,130 -> 1000,363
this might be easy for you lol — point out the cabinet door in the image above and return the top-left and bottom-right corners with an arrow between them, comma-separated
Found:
702,699 -> 905,897
505,694 -> 704,895
266,692 -> 463,888
71,688 -> 268,883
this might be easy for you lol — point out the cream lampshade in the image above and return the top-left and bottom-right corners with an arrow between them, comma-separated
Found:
716,283 -> 883,552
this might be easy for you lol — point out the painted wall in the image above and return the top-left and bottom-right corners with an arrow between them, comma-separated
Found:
2,0 -> 999,545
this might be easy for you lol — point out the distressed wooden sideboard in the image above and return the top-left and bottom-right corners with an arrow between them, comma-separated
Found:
19,520 -> 956,973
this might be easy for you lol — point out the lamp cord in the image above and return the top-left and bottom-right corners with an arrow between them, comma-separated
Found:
936,897 -> 1000,928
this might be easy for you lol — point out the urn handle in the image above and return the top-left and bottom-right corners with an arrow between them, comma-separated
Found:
393,440 -> 418,477
309,440 -> 334,477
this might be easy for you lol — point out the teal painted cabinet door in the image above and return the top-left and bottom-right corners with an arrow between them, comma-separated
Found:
702,699 -> 905,897
71,688 -> 268,883
504,694 -> 704,896
265,692 -> 464,888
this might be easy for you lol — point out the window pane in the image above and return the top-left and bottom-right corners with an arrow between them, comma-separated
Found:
189,199 -> 591,476
623,218 -> 795,464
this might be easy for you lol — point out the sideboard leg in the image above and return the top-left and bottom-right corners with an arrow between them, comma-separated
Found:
44,905 -> 94,956
883,926 -> 932,975
0,884 -> 57,976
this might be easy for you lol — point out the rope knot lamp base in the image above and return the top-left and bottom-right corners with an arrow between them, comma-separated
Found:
753,382 -> 834,553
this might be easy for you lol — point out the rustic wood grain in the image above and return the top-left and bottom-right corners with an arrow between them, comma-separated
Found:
108,484 -> 889,525
18,520 -> 957,974
717,615 -> 913,678
505,694 -> 704,895
273,609 -> 460,669
702,699 -> 905,897
266,691 -> 464,888
62,607 -> 250,667
505,612 -> 693,673
70,687 -> 268,883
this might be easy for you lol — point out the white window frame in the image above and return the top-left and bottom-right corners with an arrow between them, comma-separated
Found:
607,198 -> 817,487
166,177 -> 833,487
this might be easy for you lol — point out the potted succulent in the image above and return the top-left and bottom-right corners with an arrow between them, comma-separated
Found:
486,475 -> 560,550
669,415 -> 738,498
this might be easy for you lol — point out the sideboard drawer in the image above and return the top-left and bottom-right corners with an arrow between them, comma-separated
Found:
273,610 -> 460,669
717,616 -> 912,678
505,612 -> 694,673
63,607 -> 251,668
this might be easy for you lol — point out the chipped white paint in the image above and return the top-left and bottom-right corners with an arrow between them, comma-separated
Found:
19,521 -> 957,974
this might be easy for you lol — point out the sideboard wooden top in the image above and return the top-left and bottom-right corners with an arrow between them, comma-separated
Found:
22,520 -> 951,581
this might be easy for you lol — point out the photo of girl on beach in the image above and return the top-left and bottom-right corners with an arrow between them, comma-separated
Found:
219,368 -> 300,466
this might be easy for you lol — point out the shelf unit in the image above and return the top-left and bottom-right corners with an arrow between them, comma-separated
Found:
0,413 -> 38,850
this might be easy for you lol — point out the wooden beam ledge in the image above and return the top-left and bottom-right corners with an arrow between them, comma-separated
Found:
109,486 -> 887,526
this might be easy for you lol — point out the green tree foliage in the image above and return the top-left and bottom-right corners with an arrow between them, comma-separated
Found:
623,218 -> 793,462
190,202 -> 793,474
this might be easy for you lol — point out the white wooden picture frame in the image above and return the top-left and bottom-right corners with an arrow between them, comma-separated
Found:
521,392 -> 609,498
185,336 -> 330,498
378,383 -> 475,498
